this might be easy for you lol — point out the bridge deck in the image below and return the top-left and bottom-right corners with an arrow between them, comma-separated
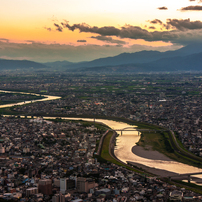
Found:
167,172 -> 202,178
111,129 -> 168,132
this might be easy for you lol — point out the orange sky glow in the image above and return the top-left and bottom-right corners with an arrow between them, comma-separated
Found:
1,0 -> 202,62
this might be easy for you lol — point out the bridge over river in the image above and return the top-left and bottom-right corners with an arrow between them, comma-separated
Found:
110,127 -> 169,135
167,172 -> 202,183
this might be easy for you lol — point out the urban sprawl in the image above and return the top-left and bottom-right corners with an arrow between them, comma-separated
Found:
0,72 -> 201,201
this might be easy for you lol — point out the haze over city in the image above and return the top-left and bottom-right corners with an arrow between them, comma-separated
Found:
1,0 -> 202,62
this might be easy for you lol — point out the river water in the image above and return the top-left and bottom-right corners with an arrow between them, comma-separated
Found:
41,119 -> 202,184
1,90 -> 202,184
0,90 -> 61,108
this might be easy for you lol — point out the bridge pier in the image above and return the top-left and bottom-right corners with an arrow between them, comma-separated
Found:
188,175 -> 190,183
121,131 -> 122,136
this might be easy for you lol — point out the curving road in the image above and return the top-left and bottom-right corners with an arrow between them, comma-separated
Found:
169,130 -> 202,163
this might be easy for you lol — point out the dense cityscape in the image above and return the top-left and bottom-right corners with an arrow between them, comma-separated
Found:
0,72 -> 202,201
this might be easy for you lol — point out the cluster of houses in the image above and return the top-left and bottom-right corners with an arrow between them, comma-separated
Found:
0,116 -> 200,201
10,73 -> 202,157
0,73 -> 202,200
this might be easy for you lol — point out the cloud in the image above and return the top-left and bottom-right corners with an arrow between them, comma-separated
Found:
149,18 -> 202,31
44,27 -> 52,32
166,18 -> 202,30
45,19 -> 202,46
0,38 -> 9,43
91,35 -> 126,45
61,21 -> 120,36
54,23 -> 63,32
150,19 -> 163,25
53,21 -> 202,43
157,6 -> 168,10
180,5 -> 202,10
77,40 -> 87,42
149,26 -> 156,29
190,0 -> 202,2
56,21 -> 163,41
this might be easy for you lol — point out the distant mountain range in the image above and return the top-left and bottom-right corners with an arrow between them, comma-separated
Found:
80,52 -> 202,73
1,43 -> 202,72
61,43 -> 202,70
44,60 -> 74,68
0,59 -> 47,70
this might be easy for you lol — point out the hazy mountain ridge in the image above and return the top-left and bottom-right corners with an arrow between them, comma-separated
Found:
0,59 -> 47,69
44,60 -> 74,68
62,43 -> 202,70
79,52 -> 202,73
1,43 -> 202,72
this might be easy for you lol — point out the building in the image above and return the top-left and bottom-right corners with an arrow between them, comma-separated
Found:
60,178 -> 66,194
38,179 -> 52,195
26,187 -> 38,197
95,188 -> 111,198
52,193 -> 65,202
60,178 -> 75,194
77,177 -> 95,193
0,144 -> 5,154
66,178 -> 76,190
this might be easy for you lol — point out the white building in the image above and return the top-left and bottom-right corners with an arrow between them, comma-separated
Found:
60,178 -> 67,194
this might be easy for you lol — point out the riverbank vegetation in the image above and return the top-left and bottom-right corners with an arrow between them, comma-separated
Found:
137,129 -> 202,169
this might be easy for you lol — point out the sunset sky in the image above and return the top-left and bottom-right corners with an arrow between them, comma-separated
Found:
1,0 -> 202,62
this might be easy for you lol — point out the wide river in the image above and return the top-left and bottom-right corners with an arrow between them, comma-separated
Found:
0,90 -> 61,108
1,90 -> 202,184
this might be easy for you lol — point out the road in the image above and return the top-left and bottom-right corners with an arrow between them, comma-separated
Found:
169,130 -> 202,164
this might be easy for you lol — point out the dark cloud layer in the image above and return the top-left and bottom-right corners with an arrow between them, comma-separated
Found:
166,18 -> 202,30
51,20 -> 202,44
157,6 -> 168,10
150,18 -> 202,31
91,35 -> 126,44
55,21 -> 175,42
180,5 -> 202,10
77,40 -> 87,42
